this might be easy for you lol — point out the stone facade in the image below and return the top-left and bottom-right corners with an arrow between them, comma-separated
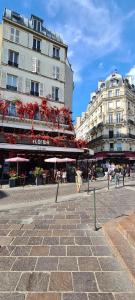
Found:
75,71 -> 135,154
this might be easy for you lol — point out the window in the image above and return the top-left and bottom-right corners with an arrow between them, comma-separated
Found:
8,103 -> 16,116
116,100 -> 120,108
109,114 -> 113,124
10,27 -> 19,43
53,46 -> 60,59
53,66 -> 60,79
33,19 -> 41,32
52,86 -> 59,101
116,130 -> 121,138
110,143 -> 114,151
116,89 -> 120,96
108,101 -> 113,109
30,81 -> 39,96
8,50 -> 19,67
109,130 -> 114,138
33,38 -> 41,52
108,90 -> 112,97
128,101 -> 130,110
32,57 -> 40,73
7,74 -> 17,91
116,112 -> 122,123
116,143 -> 122,151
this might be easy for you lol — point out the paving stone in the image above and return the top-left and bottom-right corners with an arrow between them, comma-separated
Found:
60,237 -> 75,245
11,246 -> 31,256
16,272 -> 49,291
0,257 -> 16,270
28,237 -> 43,245
11,237 -> 29,245
58,257 -> 78,271
30,246 -> 49,256
52,230 -> 70,237
62,225 -> 77,229
0,246 -> 12,256
12,257 -> 37,271
63,293 -> 88,300
49,272 -> 73,291
114,293 -> 135,300
9,230 -> 25,236
95,271 -> 135,292
49,246 -> 66,256
26,293 -> 61,300
0,230 -> 10,236
87,293 -> 115,300
23,230 -> 39,236
75,237 -> 92,245
91,246 -> 112,256
70,230 -> 86,237
43,237 -> 59,245
67,246 -> 92,256
0,237 -> 13,246
55,219 -> 79,225
98,257 -> 123,271
0,293 -> 25,300
22,224 -> 35,230
0,272 -> 21,291
36,257 -> 58,271
37,230 -> 52,236
78,257 -> 100,271
35,222 -> 49,229
73,272 -> 98,292
91,236 -> 109,245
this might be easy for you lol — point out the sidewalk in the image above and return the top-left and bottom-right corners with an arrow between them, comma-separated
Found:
0,181 -> 135,299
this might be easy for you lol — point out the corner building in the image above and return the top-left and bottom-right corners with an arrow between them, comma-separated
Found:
0,9 -> 85,164
75,71 -> 135,162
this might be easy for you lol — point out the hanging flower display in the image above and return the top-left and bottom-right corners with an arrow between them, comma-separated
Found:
0,100 -> 9,119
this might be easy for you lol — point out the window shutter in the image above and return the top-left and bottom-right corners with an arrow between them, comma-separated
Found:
52,86 -> 55,99
56,67 -> 60,79
37,60 -> 40,73
59,88 -> 63,102
2,47 -> 8,64
53,66 -> 56,78
39,83 -> 44,96
10,27 -> 14,42
32,57 -> 37,73
15,29 -> 19,43
1,71 -> 7,88
25,78 -> 31,94
18,77 -> 23,92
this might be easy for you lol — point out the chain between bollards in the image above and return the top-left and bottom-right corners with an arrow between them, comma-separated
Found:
93,188 -> 97,231
55,180 -> 59,203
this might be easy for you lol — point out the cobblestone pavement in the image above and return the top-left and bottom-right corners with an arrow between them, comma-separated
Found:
0,177 -> 135,299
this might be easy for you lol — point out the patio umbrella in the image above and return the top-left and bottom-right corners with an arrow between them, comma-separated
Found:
5,156 -> 29,176
44,157 -> 62,163
59,158 -> 76,162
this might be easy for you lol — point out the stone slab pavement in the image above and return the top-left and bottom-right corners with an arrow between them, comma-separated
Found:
0,177 -> 135,299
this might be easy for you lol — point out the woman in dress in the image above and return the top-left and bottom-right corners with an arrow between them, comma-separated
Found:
75,167 -> 82,193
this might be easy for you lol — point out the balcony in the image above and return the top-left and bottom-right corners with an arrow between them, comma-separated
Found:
8,60 -> 18,68
52,55 -> 60,60
30,91 -> 39,97
89,133 -> 135,144
6,85 -> 17,91
32,46 -> 41,52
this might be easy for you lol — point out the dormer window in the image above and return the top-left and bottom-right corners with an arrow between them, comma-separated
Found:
33,19 -> 41,32
31,15 -> 43,32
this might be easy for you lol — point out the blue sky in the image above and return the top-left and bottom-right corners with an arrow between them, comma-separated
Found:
1,0 -> 135,122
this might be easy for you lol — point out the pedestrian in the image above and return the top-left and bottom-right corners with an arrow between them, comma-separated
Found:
75,167 -> 82,193
114,167 -> 120,188
62,169 -> 67,183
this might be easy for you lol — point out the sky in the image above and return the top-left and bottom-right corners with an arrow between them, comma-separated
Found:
1,0 -> 135,122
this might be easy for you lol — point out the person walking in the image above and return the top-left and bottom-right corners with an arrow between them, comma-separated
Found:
114,167 -> 120,188
75,167 -> 82,193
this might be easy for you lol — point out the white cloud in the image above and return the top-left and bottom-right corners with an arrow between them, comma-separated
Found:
44,0 -> 135,83
127,66 -> 135,84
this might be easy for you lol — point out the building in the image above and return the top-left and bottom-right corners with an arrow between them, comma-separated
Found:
75,71 -> 135,162
0,8 -> 86,171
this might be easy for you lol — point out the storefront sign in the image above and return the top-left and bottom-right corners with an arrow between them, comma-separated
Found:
33,139 -> 49,145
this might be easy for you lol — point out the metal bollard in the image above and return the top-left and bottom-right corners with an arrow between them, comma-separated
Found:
107,175 -> 110,190
123,175 -> 125,187
55,180 -> 59,203
87,173 -> 90,194
93,188 -> 97,231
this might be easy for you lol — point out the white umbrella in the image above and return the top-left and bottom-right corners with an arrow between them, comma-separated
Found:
44,157 -> 62,163
59,157 -> 76,162
5,156 -> 29,176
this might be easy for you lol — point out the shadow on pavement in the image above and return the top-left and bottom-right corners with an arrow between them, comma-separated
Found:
0,190 -> 8,199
